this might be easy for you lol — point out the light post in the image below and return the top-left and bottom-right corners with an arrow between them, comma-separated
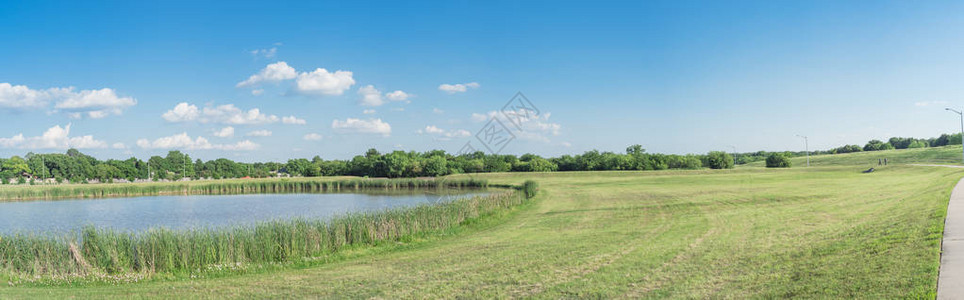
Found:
796,135 -> 810,167
946,108 -> 964,164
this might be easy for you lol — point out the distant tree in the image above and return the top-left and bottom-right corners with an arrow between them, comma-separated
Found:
765,153 -> 792,168
705,151 -> 734,169
2,156 -> 31,177
863,140 -> 894,151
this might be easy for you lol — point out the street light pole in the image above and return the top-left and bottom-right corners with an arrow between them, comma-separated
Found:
946,108 -> 964,164
796,135 -> 810,167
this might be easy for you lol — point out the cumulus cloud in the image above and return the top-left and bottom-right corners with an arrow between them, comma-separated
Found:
162,103 -> 303,125
282,116 -> 306,125
363,109 -> 376,114
0,124 -> 108,149
162,102 -> 201,122
246,130 -> 272,137
358,85 -> 383,106
417,125 -> 470,141
303,133 -> 323,141
213,126 -> 235,138
53,88 -> 137,118
295,68 -> 355,96
470,109 -> 561,143
236,61 -> 297,88
235,62 -> 355,97
386,90 -> 412,102
438,82 -> 480,94
0,83 -> 136,117
202,104 -> 279,125
331,118 -> 391,136
112,142 -> 127,149
136,133 -> 259,151
432,108 -> 444,114
0,83 -> 52,109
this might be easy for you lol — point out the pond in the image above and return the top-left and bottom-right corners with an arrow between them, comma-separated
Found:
0,191 -> 489,235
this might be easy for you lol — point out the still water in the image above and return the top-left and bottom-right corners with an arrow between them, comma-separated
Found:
0,191 -> 487,235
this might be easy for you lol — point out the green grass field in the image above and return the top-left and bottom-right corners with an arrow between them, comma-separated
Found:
2,147 -> 963,298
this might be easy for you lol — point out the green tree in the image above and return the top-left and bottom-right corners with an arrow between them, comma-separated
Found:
705,151 -> 734,169
2,156 -> 31,177
765,153 -> 792,168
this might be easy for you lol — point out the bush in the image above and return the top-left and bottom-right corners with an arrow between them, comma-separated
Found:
522,180 -> 539,199
705,151 -> 734,169
765,153 -> 792,168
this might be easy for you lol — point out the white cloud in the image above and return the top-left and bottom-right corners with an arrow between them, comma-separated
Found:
363,109 -> 376,114
438,82 -> 480,94
246,130 -> 272,137
162,102 -> 201,122
0,124 -> 108,149
561,141 -> 572,147
282,115 -> 306,125
331,118 -> 391,136
0,83 -> 51,109
386,90 -> 412,102
470,109 -> 561,143
303,133 -> 323,141
213,126 -> 235,138
53,88 -> 137,118
236,61 -> 298,88
250,47 -> 277,58
295,68 -> 355,96
0,83 -> 136,117
417,125 -> 470,141
251,89 -> 265,96
433,108 -> 444,114
358,85 -> 384,106
112,142 -> 127,149
136,133 -> 259,151
162,103 -> 281,125
470,112 -> 489,122
203,104 -> 279,125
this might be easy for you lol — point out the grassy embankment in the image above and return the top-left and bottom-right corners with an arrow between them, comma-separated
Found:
1,147 -> 962,298
0,177 -> 489,201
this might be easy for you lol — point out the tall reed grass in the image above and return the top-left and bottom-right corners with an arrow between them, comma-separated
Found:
0,184 -> 534,278
0,177 -> 488,201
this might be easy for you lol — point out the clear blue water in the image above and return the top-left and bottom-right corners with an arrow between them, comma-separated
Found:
0,191 -> 487,235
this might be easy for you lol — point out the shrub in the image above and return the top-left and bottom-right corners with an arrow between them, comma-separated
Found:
705,151 -> 734,169
765,153 -> 792,168
522,180 -> 539,198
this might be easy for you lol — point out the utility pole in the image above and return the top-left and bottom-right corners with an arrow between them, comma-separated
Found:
796,135 -> 810,167
946,108 -> 964,164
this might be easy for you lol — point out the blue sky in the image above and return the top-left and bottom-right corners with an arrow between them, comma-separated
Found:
1,1 -> 963,161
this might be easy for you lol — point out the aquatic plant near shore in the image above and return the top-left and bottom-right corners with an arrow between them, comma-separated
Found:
0,177 -> 489,202
0,183 -> 534,277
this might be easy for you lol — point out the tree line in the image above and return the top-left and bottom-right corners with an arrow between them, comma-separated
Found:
0,132 -> 960,183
